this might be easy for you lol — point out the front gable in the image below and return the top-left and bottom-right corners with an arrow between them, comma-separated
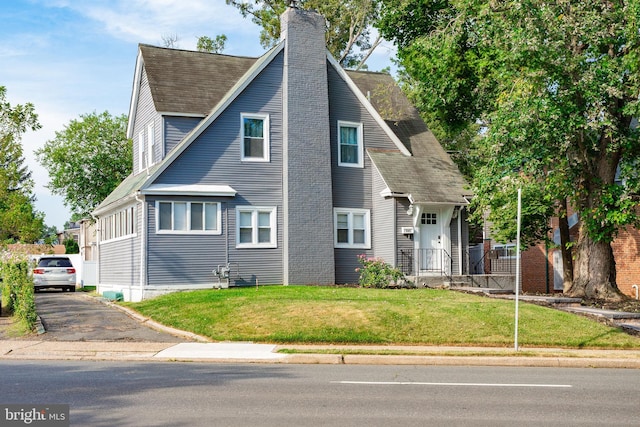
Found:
153,50 -> 284,196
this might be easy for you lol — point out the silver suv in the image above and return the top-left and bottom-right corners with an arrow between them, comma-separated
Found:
33,256 -> 77,292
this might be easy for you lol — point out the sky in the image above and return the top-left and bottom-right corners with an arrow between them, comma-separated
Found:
0,0 -> 398,230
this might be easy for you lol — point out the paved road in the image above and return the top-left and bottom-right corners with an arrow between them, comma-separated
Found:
29,291 -> 186,342
1,362 -> 639,426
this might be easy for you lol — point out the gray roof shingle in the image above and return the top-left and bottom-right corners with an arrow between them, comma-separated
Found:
96,45 -> 470,214
346,70 -> 471,204
140,44 -> 257,115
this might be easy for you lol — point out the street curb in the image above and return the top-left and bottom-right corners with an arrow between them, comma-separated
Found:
337,354 -> 640,368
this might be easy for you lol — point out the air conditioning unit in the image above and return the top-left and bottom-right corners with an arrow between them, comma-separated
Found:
401,227 -> 414,235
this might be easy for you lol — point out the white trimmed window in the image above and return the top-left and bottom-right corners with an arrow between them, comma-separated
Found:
338,121 -> 363,167
493,243 -> 516,259
146,122 -> 155,167
100,206 -> 136,242
334,208 -> 370,248
241,113 -> 270,162
236,206 -> 277,248
156,201 -> 221,234
138,130 -> 146,171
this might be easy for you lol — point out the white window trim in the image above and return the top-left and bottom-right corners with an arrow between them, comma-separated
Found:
236,206 -> 277,248
241,113 -> 270,162
155,201 -> 222,235
337,120 -> 364,168
99,206 -> 137,244
147,122 -> 155,167
493,243 -> 516,259
334,208 -> 371,249
138,130 -> 146,171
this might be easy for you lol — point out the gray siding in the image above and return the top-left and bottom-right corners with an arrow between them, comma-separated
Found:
451,214 -> 460,275
334,248 -> 364,284
395,198 -> 415,274
146,197 -> 231,286
450,207 -> 470,275
98,203 -> 141,287
164,116 -> 202,155
328,65 -> 404,283
372,166 -> 395,264
99,239 -> 140,286
147,53 -> 284,287
132,66 -> 162,174
461,207 -> 470,274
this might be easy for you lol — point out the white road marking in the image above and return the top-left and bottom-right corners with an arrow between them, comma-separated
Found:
332,381 -> 572,388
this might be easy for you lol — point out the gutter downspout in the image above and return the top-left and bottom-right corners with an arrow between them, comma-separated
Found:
225,203 -> 229,265
135,193 -> 146,301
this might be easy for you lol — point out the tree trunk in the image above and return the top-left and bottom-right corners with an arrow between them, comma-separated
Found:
558,200 -> 573,293
565,223 -> 624,301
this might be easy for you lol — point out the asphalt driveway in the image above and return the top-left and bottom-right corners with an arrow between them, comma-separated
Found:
28,291 -> 187,342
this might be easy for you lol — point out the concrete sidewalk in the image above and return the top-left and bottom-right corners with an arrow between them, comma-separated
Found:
2,339 -> 640,368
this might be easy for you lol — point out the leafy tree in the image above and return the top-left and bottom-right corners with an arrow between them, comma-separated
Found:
63,238 -> 79,254
377,1 -> 640,300
35,111 -> 132,220
40,224 -> 59,245
225,0 -> 381,69
0,86 -> 44,243
197,34 -> 227,53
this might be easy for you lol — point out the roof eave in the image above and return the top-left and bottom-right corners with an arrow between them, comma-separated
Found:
126,49 -> 144,139
93,192 -> 139,217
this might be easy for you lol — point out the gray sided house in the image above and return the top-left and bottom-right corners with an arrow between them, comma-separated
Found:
93,7 -> 472,301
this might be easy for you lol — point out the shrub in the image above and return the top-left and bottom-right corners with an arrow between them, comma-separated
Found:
64,238 -> 79,254
356,254 -> 405,288
1,252 -> 37,330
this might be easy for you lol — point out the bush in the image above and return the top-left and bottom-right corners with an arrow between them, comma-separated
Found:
64,238 -> 79,254
1,252 -> 37,330
356,254 -> 405,288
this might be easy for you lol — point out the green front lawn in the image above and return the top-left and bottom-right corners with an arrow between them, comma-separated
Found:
125,286 -> 640,349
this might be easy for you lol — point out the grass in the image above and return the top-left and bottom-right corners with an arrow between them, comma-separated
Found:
124,286 -> 640,349
2,317 -> 34,338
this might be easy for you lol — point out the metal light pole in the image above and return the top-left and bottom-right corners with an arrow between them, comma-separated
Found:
514,188 -> 522,351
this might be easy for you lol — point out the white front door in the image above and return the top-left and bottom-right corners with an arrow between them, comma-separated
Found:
419,210 -> 441,271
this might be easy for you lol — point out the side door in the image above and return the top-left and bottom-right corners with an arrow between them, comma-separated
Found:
419,210 -> 442,271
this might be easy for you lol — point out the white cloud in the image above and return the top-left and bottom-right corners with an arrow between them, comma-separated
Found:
57,0 -> 262,51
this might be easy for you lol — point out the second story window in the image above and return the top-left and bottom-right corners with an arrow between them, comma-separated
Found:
139,130 -> 146,171
241,113 -> 270,162
338,121 -> 363,168
147,122 -> 155,167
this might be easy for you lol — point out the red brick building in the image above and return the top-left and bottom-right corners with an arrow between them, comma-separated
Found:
503,215 -> 640,298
